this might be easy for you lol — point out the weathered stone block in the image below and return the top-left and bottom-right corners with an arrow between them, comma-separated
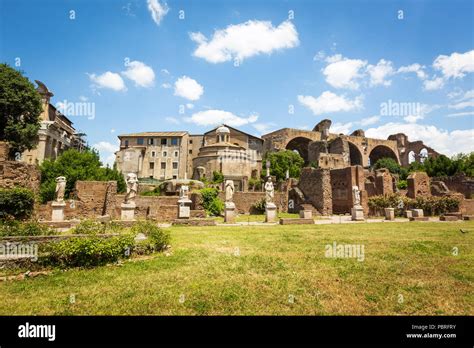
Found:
439,215 -> 458,221
407,172 -> 431,199
224,202 -> 236,224
412,209 -> 424,217
51,202 -> 66,222
351,206 -> 364,221
409,217 -> 429,221
121,202 -> 136,221
299,209 -> 313,219
265,203 -> 277,223
279,218 -> 314,225
384,207 -> 395,221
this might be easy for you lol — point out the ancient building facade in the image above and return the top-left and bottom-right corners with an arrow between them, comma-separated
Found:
115,125 -> 263,190
21,81 -> 85,164
262,119 -> 439,169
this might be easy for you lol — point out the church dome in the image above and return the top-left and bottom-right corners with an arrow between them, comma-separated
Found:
216,125 -> 230,134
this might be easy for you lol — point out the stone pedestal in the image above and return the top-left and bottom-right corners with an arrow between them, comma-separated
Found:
412,209 -> 424,217
384,208 -> 395,221
265,203 -> 277,223
121,202 -> 136,221
351,205 -> 364,221
177,198 -> 192,219
299,209 -> 313,219
224,202 -> 236,223
51,202 -> 66,222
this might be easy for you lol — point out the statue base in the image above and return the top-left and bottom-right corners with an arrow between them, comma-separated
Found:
121,202 -> 136,221
265,203 -> 277,223
224,202 -> 236,223
299,209 -> 313,219
351,206 -> 364,221
51,201 -> 66,222
177,198 -> 192,219
384,208 -> 395,221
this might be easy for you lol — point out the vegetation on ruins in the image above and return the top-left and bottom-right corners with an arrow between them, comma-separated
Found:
373,152 -> 474,181
368,193 -> 460,216
0,219 -> 54,237
250,198 -> 266,214
0,63 -> 43,159
39,148 -> 126,203
248,177 -> 262,191
198,187 -> 224,216
263,150 -> 305,182
131,220 -> 170,254
0,187 -> 35,220
212,171 -> 224,184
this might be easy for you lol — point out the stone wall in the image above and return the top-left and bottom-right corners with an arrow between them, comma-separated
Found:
375,169 -> 394,195
460,199 -> 474,215
0,142 -> 41,193
217,191 -> 287,214
432,173 -> 474,199
116,195 -> 180,221
407,172 -> 431,199
330,166 -> 367,214
298,167 -> 332,215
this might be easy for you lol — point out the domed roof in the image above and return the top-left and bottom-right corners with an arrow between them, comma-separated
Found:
216,125 -> 230,134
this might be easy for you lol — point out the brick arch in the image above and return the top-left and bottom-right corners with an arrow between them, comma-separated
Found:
401,141 -> 438,166
369,145 -> 400,166
347,141 -> 363,166
285,137 -> 313,163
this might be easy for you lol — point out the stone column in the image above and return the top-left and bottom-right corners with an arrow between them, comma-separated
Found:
224,202 -> 236,223
51,201 -> 66,221
265,202 -> 277,223
121,202 -> 136,221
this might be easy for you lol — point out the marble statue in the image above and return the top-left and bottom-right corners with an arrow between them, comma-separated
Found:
54,176 -> 66,203
264,177 -> 274,204
124,173 -> 138,204
179,185 -> 189,200
352,186 -> 361,207
225,180 -> 234,202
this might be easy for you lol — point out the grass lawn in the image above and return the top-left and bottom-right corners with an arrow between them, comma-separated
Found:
0,221 -> 472,315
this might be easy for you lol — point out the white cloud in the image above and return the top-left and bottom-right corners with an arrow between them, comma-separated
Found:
186,109 -> 258,127
88,71 -> 126,91
121,60 -> 155,88
365,122 -> 474,156
433,50 -> 474,79
165,116 -> 180,124
448,100 -> 474,109
298,91 -> 363,115
460,90 -> 474,101
331,122 -> 354,134
92,141 -> 120,167
403,115 -> 424,123
253,122 -> 277,135
447,111 -> 474,118
147,0 -> 169,26
174,76 -> 204,101
186,103 -> 194,109
423,76 -> 445,91
161,83 -> 172,89
359,115 -> 380,126
366,59 -> 395,87
190,20 -> 299,64
397,63 -> 427,80
322,55 -> 367,90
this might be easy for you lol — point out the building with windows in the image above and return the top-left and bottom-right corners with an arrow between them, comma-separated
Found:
115,125 -> 264,190
21,81 -> 86,164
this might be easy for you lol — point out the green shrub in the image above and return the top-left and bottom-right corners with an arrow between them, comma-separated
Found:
368,194 -> 461,216
45,234 -> 135,268
397,180 -> 407,190
141,186 -> 162,196
0,187 -> 35,220
212,171 -> 224,184
208,197 -> 224,216
70,219 -> 126,235
250,198 -> 266,214
131,221 -> 169,247
198,187 -> 223,216
248,178 -> 262,191
0,220 -> 55,237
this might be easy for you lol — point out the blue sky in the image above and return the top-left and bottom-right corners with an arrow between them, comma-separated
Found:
1,0 -> 473,166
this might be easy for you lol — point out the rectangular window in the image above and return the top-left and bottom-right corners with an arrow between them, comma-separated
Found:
189,150 -> 192,154
172,162 -> 178,169
124,140 -> 129,147
172,175 -> 177,179
151,151 -> 156,157
161,138 -> 167,146
171,138 -> 178,146
161,162 -> 166,169
149,162 -> 154,169
189,139 -> 193,144
148,138 -> 154,145
137,138 -> 144,145
162,151 -> 167,157
174,151 -> 179,157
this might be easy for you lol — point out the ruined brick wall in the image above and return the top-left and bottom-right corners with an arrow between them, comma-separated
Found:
0,142 -> 41,193
74,181 -> 118,218
116,195 -> 179,221
375,170 -> 394,195
330,166 -> 367,214
217,191 -> 287,214
432,173 -> 473,199
298,168 -> 332,215
460,199 -> 474,215
407,172 -> 431,199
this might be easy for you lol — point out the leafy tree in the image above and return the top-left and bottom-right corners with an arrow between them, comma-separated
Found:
39,149 -> 126,202
373,157 -> 408,180
263,150 -> 305,182
212,170 -> 224,183
0,63 -> 43,158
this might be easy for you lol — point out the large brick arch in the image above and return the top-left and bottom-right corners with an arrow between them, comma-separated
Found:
347,141 -> 363,166
285,136 -> 313,163
368,145 -> 400,166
